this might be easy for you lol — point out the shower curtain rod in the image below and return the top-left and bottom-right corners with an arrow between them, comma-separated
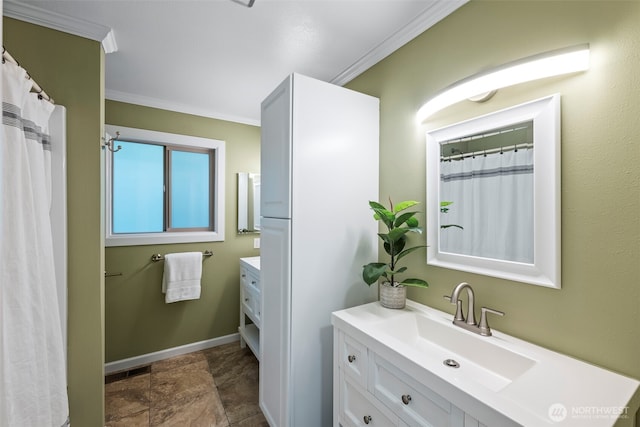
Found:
441,142 -> 533,162
2,47 -> 54,104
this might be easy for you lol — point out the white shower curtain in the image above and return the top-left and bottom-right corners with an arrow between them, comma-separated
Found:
439,148 -> 534,264
1,61 -> 69,426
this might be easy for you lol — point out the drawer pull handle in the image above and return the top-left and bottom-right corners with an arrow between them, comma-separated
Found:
401,394 -> 412,405
244,298 -> 249,302
347,355 -> 356,363
363,415 -> 372,424
251,280 -> 257,285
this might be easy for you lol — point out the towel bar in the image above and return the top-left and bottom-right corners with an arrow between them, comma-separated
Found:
104,271 -> 123,278
151,250 -> 213,262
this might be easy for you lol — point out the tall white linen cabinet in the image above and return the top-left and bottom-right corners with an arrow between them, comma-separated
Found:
259,73 -> 379,427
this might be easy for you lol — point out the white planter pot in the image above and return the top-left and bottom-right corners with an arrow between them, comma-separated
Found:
379,282 -> 406,309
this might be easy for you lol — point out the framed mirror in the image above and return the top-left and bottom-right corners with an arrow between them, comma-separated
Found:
237,172 -> 260,234
426,95 -> 561,288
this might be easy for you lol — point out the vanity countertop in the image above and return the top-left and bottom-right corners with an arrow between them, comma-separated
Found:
332,300 -> 640,427
240,256 -> 260,271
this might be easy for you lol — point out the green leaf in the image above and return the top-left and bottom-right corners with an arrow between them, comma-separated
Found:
370,204 -> 394,229
406,216 -> 419,228
369,201 -> 387,211
398,278 -> 429,288
441,224 -> 464,230
362,262 -> 388,285
378,232 -> 390,244
396,245 -> 427,261
384,237 -> 406,257
391,266 -> 407,275
440,201 -> 454,207
394,211 -> 417,228
405,226 -> 423,234
387,227 -> 410,242
393,200 -> 419,213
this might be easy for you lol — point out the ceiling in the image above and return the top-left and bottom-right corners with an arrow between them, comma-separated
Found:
5,0 -> 465,125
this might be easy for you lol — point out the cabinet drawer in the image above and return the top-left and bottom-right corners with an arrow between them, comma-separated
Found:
247,272 -> 260,290
372,354 -> 455,427
340,333 -> 368,388
252,286 -> 261,325
341,371 -> 398,427
241,268 -> 260,291
242,283 -> 257,323
240,267 -> 250,285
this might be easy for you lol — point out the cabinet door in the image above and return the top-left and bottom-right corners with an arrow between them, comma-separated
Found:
260,76 -> 292,219
372,354 -> 458,427
340,333 -> 368,389
251,285 -> 261,325
340,371 -> 398,427
259,217 -> 291,427
241,282 -> 255,320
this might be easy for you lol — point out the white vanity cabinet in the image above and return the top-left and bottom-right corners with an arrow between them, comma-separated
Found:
239,256 -> 260,359
334,330 -> 485,427
334,301 -> 640,427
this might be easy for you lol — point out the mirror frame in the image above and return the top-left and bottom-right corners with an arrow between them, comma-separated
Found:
237,172 -> 261,234
426,94 -> 561,288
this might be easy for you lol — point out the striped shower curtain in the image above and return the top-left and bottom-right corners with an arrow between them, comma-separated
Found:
1,60 -> 69,426
439,148 -> 534,264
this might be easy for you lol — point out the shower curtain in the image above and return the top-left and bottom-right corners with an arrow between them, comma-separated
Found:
1,61 -> 69,426
439,148 -> 534,264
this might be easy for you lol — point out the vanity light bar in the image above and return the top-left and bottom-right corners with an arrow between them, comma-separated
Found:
416,44 -> 590,123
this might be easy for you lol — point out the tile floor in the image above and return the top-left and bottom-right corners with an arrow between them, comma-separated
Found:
105,341 -> 268,426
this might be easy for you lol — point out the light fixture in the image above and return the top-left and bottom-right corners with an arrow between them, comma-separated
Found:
416,44 -> 590,122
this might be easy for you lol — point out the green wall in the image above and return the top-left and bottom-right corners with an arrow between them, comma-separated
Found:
347,0 -> 640,385
4,18 -> 106,427
5,1 -> 640,425
104,101 -> 260,361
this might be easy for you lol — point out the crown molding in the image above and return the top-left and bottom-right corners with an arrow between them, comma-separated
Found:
106,89 -> 260,127
331,0 -> 468,86
3,0 -> 118,53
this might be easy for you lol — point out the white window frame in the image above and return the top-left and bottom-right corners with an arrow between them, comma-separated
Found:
105,125 -> 225,247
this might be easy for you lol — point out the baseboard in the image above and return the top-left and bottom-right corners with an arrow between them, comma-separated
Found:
104,333 -> 240,374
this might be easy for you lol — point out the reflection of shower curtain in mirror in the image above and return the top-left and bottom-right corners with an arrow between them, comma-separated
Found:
440,149 -> 534,264
1,61 -> 69,426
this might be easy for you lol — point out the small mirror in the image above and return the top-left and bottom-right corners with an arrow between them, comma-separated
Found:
238,172 -> 260,234
426,95 -> 561,288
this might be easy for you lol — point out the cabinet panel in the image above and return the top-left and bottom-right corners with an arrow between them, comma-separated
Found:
247,272 -> 260,291
372,354 -> 453,427
260,77 -> 291,219
259,217 -> 292,427
251,285 -> 261,324
340,333 -> 368,389
241,283 -> 255,319
341,371 -> 398,427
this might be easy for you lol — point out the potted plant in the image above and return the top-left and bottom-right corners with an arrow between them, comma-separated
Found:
362,199 -> 428,309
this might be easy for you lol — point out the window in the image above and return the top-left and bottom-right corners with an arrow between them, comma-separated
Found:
105,125 -> 225,246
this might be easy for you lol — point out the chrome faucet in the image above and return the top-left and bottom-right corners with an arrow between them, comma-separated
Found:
444,282 -> 504,337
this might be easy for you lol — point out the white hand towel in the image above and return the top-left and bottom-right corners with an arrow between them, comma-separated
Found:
162,252 -> 203,303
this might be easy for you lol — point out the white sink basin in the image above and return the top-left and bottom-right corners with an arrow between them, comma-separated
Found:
332,300 -> 640,426
375,312 -> 536,391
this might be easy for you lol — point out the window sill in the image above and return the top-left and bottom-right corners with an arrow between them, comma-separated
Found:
105,230 -> 224,247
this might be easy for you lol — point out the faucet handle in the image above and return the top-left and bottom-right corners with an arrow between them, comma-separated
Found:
479,307 -> 504,337
443,295 -> 465,322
